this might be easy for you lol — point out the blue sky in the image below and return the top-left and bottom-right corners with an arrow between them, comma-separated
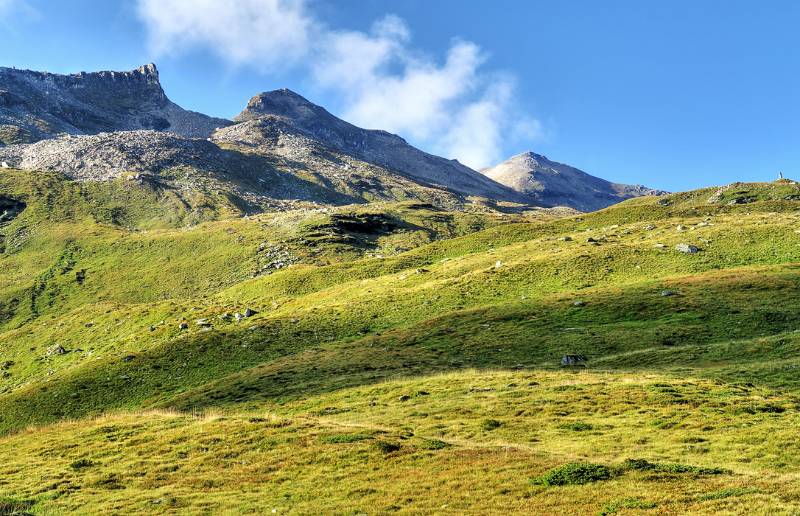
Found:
1,0 -> 798,191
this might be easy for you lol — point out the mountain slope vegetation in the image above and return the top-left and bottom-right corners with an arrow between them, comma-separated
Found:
2,172 -> 800,513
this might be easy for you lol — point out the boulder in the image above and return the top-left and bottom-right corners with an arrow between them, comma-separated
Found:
561,354 -> 587,366
675,244 -> 699,254
46,344 -> 67,356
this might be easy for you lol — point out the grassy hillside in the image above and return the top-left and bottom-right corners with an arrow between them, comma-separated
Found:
2,173 -> 800,513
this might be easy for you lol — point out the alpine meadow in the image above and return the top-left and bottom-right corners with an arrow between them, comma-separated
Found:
1,1 -> 799,514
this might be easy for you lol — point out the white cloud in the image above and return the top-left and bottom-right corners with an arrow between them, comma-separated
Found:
136,0 -> 541,169
137,0 -> 312,70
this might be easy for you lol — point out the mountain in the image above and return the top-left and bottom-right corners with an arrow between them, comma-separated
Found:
0,63 -> 229,144
481,151 -> 664,211
0,63 -> 659,212
225,89 -> 528,203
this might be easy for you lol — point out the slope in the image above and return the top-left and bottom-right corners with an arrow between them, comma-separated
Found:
2,179 -> 800,513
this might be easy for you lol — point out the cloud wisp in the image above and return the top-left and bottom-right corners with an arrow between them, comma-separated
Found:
0,0 -> 38,22
137,0 -> 540,169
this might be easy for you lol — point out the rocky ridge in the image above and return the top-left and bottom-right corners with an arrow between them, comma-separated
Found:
230,89 -> 528,203
0,64 -> 229,144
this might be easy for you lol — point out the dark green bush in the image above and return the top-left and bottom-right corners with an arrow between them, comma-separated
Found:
69,458 -> 94,470
531,463 -> 612,486
558,421 -> 593,431
373,441 -> 401,454
481,419 -> 502,431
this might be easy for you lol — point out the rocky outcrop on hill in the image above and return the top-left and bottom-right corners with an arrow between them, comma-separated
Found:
0,129 -> 462,210
0,64 -> 229,144
481,151 -> 664,211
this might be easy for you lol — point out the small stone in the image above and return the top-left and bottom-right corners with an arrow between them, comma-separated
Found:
398,395 -> 411,402
179,322 -> 189,330
661,290 -> 677,297
494,260 -> 503,269
558,236 -> 572,241
561,354 -> 587,366
47,344 -> 67,356
573,300 -> 586,307
243,308 -> 257,318
195,318 -> 211,326
121,355 -> 136,362
675,243 -> 700,254
234,312 -> 244,322
644,225 -> 656,231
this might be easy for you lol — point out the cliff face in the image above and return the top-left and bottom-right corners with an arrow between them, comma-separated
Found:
0,64 -> 229,143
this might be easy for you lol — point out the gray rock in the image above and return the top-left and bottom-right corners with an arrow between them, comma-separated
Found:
561,354 -> 587,366
572,300 -> 586,307
178,322 -> 189,330
46,344 -> 67,356
243,308 -> 257,318
675,244 -> 700,254
661,290 -> 677,297
195,318 -> 211,327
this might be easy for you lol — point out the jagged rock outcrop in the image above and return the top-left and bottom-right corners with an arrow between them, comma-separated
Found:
481,151 -> 664,211
226,89 -> 527,203
0,64 -> 229,144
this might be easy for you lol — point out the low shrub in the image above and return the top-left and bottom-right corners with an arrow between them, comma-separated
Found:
531,463 -> 612,486
373,441 -> 401,454
558,421 -> 593,431
481,419 -> 502,431
69,458 -> 95,470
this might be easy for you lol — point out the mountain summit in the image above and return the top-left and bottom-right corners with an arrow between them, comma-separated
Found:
481,151 -> 664,211
228,89 -> 528,203
0,63 -> 229,144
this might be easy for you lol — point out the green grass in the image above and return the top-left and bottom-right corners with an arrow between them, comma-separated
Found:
4,176 -> 800,512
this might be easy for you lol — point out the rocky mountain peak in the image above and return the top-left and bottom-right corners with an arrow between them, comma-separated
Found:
224,89 -> 526,203
235,89 -> 343,132
481,150 -> 664,211
0,63 -> 229,143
